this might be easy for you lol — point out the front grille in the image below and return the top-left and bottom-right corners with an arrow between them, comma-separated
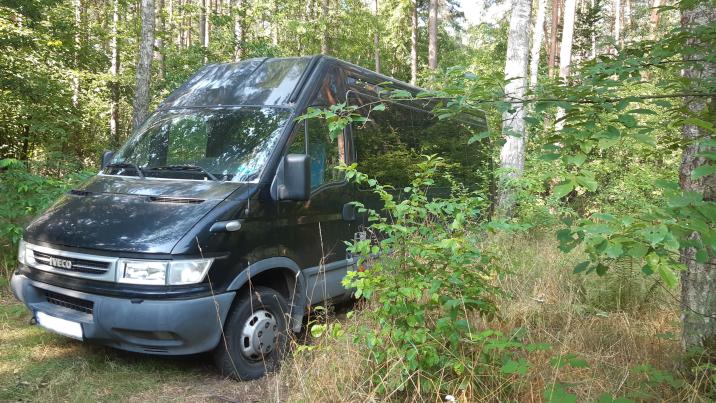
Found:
45,291 -> 94,314
33,251 -> 110,274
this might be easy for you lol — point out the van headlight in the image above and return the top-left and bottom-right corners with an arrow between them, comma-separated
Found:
117,259 -> 213,285
18,239 -> 27,265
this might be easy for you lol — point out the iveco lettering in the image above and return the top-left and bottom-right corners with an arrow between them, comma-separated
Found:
10,56 -> 490,380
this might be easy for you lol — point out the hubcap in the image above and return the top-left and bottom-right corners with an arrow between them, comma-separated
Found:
240,309 -> 278,360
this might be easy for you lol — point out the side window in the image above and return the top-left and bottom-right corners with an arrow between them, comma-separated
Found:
288,115 -> 346,190
349,91 -> 418,189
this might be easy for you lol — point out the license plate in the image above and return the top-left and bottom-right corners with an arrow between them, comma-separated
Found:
35,311 -> 83,340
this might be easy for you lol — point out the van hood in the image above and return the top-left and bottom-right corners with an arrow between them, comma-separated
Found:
24,175 -> 249,254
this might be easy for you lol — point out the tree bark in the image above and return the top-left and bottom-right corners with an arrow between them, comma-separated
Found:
110,0 -> 120,147
529,0 -> 547,89
321,0 -> 329,54
131,0 -> 155,132
679,0 -> 716,360
555,0 -> 576,131
650,0 -> 661,39
373,0 -> 380,73
72,0 -> 81,108
233,0 -> 243,61
410,0 -> 418,84
614,0 -> 621,51
156,0 -> 165,80
548,0 -> 561,78
498,0 -> 533,214
428,0 -> 438,70
200,0 -> 209,62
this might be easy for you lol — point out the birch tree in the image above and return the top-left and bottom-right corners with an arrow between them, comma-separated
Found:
131,0 -> 155,132
410,0 -> 418,84
428,0 -> 438,70
321,0 -> 329,54
109,0 -> 120,146
679,0 -> 715,357
555,0 -> 576,131
372,0 -> 380,73
498,0 -> 533,213
529,0 -> 548,88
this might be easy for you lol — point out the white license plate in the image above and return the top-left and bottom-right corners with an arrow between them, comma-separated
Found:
35,311 -> 84,340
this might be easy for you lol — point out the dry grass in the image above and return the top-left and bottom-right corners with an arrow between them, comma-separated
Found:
277,230 -> 711,402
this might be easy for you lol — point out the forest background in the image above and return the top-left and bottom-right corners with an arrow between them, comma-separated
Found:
0,0 -> 714,401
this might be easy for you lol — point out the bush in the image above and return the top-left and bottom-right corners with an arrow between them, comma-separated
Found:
0,158 -> 92,278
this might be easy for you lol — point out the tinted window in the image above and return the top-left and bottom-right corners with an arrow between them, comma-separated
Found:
160,58 -> 311,108
289,118 -> 346,190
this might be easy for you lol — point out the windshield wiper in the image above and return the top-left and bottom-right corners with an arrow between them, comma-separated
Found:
150,165 -> 218,181
105,162 -> 145,179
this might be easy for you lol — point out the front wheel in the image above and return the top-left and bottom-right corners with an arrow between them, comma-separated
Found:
213,286 -> 291,380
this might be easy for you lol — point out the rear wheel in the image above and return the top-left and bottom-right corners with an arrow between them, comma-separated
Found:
213,286 -> 290,380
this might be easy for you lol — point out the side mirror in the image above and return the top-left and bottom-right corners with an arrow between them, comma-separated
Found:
276,154 -> 310,201
101,150 -> 114,169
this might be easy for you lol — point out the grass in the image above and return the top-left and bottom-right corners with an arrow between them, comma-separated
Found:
1,231 -> 713,402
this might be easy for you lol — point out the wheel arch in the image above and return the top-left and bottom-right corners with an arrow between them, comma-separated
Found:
226,257 -> 306,332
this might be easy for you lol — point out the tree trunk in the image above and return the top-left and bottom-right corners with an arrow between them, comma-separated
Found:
373,0 -> 380,73
623,0 -> 630,43
497,0 -> 533,214
131,0 -> 155,132
321,0 -> 329,54
410,0 -> 418,84
156,0 -> 165,80
428,0 -> 438,70
200,0 -> 209,62
548,0 -> 561,78
529,0 -> 547,89
555,0 -> 576,131
233,0 -> 243,61
650,0 -> 661,39
614,0 -> 621,52
271,0 -> 279,46
72,0 -> 81,108
590,0 -> 596,58
110,0 -> 120,147
679,0 -> 716,360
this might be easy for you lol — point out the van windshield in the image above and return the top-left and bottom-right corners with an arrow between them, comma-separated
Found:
106,107 -> 290,182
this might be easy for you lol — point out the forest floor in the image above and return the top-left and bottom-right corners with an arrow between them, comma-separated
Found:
0,233 -> 704,402
0,286 -> 285,402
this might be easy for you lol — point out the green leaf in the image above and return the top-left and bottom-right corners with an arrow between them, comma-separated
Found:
657,264 -> 678,288
553,180 -> 575,199
372,103 -> 386,111
628,244 -> 649,259
691,165 -> 716,180
501,358 -> 530,375
618,114 -> 637,128
544,383 -> 577,403
576,175 -> 598,192
573,261 -> 590,273
605,242 -> 624,258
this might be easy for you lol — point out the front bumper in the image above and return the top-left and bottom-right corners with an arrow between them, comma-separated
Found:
10,272 -> 235,355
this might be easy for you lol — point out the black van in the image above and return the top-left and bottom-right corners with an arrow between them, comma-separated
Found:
10,55 -> 489,380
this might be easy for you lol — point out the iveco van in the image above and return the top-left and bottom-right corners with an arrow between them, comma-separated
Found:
11,55 -> 490,380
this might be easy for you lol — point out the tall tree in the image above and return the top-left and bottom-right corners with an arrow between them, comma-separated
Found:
72,0 -> 81,107
555,0 -> 576,130
233,0 -> 244,60
427,0 -> 438,70
498,0 -> 533,213
679,0 -> 715,359
321,0 -> 329,54
410,0 -> 418,84
373,0 -> 380,73
530,0 -> 548,88
614,0 -> 621,51
200,0 -> 209,61
131,0 -> 156,132
156,0 -> 165,80
109,0 -> 120,147
548,0 -> 561,78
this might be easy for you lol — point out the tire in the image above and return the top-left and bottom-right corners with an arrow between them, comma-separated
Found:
213,286 -> 291,380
